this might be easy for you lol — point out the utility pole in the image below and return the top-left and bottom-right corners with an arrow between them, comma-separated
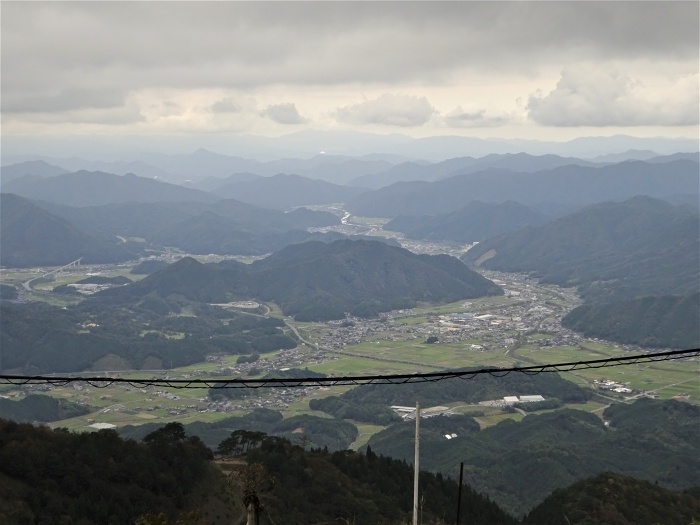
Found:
456,462 -> 464,525
413,402 -> 420,525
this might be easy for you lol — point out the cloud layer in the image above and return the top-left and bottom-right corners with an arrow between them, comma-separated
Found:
2,2 -> 697,136
528,67 -> 699,127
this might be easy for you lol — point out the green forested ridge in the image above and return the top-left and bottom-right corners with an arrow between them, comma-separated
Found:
0,292 -> 296,373
339,367 -> 591,407
309,395 -> 403,425
463,196 -> 699,302
120,408 -> 358,452
522,472 -> 700,525
364,399 -> 700,517
562,292 -> 700,348
106,239 -> 502,321
0,394 -> 91,422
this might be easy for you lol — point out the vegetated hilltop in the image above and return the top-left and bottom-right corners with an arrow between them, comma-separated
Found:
0,419 -> 218,525
363,398 -> 700,518
384,200 -> 550,243
0,394 -> 90,423
345,159 -> 699,217
0,290 -> 297,373
522,472 -> 700,525
0,193 -> 140,267
0,418 -> 517,525
114,239 -> 501,321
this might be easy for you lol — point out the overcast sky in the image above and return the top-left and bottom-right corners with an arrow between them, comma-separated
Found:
2,1 -> 698,154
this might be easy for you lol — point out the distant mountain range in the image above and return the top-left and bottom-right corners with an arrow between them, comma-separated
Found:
1,170 -> 218,207
109,239 -> 502,320
346,159 -> 700,217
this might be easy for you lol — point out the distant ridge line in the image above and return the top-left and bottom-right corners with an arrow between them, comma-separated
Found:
0,348 -> 696,389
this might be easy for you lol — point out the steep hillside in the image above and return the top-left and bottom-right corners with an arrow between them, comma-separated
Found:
463,196 -> 699,302
562,293 -> 700,349
0,193 -> 139,267
385,201 -> 550,242
246,239 -> 503,320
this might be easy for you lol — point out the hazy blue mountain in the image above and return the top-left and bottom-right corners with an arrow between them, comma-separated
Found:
213,173 -> 367,210
463,196 -> 700,302
346,159 -> 699,217
0,160 -> 69,184
350,153 -> 601,189
384,201 -> 550,242
0,193 -> 139,267
2,170 -> 218,207
33,198 -> 343,255
186,172 -> 262,192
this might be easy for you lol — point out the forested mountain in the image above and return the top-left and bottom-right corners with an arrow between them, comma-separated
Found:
384,201 -> 550,243
522,472 -> 700,525
0,193 -> 140,267
108,239 -> 502,320
562,293 -> 700,349
346,159 -> 699,217
463,196 -> 700,303
364,399 -> 700,517
2,170 -> 218,207
212,172 -> 366,209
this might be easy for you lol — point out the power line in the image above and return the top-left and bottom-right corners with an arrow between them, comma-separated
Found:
0,348 -> 696,390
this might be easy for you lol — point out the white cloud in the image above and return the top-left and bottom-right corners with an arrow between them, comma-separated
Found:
528,67 -> 699,127
261,103 -> 307,125
443,107 -> 514,128
334,94 -> 436,127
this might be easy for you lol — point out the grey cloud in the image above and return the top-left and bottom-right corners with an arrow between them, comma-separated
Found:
210,98 -> 242,113
528,67 -> 699,126
444,107 -> 512,128
2,2 -> 697,97
2,88 -> 125,114
334,94 -> 435,127
261,103 -> 307,125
